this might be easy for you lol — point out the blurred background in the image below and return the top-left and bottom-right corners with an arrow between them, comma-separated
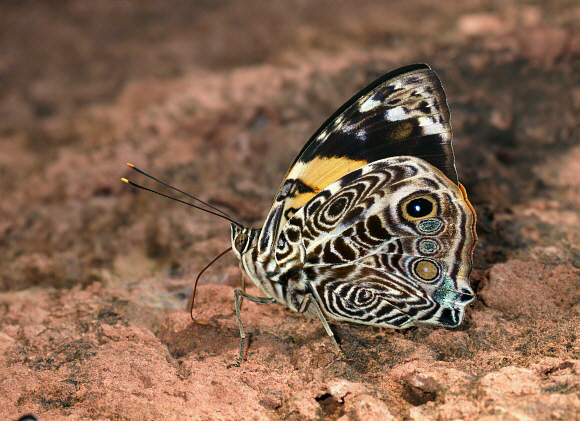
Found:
2,2 -> 580,419
0,0 -> 578,299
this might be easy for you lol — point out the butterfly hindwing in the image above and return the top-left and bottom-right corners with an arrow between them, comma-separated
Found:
275,156 -> 476,328
268,64 -> 457,235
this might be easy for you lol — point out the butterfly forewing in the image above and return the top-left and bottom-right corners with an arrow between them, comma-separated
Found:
268,64 -> 457,234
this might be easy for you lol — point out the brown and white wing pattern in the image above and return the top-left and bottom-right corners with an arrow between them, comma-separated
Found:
274,156 -> 476,329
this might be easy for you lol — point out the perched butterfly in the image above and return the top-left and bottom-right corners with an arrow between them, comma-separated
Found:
124,64 -> 477,366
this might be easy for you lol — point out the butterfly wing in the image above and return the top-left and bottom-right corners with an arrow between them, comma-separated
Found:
272,64 -> 457,231
275,156 -> 476,328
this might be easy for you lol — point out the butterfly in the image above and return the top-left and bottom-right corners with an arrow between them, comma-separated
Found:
227,63 -> 477,366
124,63 -> 477,367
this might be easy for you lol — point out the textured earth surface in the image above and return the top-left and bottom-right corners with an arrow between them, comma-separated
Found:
1,1 -> 579,420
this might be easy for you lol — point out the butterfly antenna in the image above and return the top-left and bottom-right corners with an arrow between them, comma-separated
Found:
122,163 -> 243,227
126,163 -> 240,223
121,178 -> 242,226
187,246 -> 233,321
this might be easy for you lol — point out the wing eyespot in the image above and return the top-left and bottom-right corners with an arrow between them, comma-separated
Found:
401,195 -> 438,221
417,218 -> 443,234
418,239 -> 439,255
413,259 -> 440,282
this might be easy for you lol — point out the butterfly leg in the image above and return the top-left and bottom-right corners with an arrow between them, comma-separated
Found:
300,293 -> 348,361
228,289 -> 277,368
239,265 -> 248,309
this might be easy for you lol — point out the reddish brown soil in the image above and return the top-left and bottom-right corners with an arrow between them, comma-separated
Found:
1,2 -> 579,420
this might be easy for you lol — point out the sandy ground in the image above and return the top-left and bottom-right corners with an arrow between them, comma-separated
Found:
1,1 -> 579,420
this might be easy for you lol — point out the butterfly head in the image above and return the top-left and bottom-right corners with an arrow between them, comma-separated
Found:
230,224 -> 260,260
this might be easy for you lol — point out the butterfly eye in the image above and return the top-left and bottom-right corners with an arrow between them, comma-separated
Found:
401,196 -> 437,221
413,259 -> 440,282
234,233 -> 248,253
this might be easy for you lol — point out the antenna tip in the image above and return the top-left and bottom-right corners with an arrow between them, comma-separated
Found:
121,178 -> 129,184
126,163 -> 134,168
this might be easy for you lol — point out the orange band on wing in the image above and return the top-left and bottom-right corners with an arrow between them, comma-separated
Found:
283,156 -> 368,210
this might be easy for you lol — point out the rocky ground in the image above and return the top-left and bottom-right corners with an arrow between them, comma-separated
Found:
1,1 -> 579,420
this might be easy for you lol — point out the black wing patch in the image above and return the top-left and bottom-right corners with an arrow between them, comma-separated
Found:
288,64 -> 458,185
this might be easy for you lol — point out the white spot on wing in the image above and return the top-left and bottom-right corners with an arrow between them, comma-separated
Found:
359,97 -> 382,112
421,124 -> 446,135
334,114 -> 347,128
417,116 -> 447,135
384,106 -> 409,121
343,124 -> 355,134
317,129 -> 330,143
